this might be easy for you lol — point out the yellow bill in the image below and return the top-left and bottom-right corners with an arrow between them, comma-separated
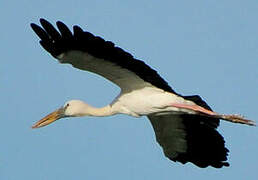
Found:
32,108 -> 64,129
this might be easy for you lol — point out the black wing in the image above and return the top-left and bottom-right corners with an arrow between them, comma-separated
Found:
148,95 -> 229,168
31,18 -> 179,93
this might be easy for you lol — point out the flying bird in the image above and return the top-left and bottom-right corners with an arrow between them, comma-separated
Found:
31,19 -> 255,168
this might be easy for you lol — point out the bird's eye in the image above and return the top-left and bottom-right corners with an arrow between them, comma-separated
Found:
65,103 -> 70,108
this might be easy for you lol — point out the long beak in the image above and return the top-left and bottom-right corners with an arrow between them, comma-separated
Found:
32,107 -> 64,129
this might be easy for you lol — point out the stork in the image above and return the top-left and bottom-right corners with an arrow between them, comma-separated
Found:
31,19 -> 255,168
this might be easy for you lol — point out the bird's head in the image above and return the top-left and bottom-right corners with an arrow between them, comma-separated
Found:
32,100 -> 91,129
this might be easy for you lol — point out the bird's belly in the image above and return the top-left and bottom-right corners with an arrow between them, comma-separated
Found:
114,88 -> 196,117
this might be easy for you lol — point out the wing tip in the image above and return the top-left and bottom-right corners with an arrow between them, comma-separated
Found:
170,156 -> 230,168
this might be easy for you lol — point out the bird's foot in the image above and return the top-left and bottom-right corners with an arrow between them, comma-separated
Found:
220,114 -> 256,126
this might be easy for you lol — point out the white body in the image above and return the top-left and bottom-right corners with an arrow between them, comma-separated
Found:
112,87 -> 196,117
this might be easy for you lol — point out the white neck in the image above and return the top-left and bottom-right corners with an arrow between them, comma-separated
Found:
84,105 -> 114,117
65,100 -> 118,117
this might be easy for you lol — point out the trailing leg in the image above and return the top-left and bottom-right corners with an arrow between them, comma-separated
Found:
170,103 -> 255,126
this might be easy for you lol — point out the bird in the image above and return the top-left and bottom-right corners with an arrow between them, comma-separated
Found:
30,18 -> 255,168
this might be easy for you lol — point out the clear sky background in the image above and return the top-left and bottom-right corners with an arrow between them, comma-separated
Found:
1,0 -> 257,179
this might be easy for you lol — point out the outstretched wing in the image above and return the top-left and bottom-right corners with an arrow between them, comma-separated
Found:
31,19 -> 179,93
148,95 -> 229,168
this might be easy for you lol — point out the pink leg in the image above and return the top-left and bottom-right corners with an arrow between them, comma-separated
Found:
170,103 -> 256,126
171,103 -> 217,115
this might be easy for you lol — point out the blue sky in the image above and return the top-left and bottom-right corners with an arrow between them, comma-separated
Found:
1,0 -> 257,179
